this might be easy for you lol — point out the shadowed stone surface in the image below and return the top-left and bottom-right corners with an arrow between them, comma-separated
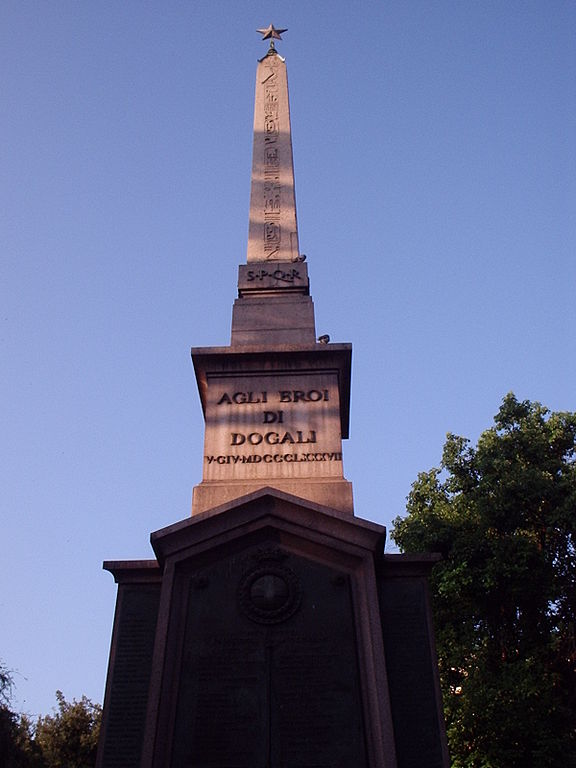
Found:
247,50 -> 299,264
142,490 -> 396,767
170,548 -> 368,767
96,564 -> 161,768
98,495 -> 449,768
231,295 -> 316,346
378,557 -> 449,768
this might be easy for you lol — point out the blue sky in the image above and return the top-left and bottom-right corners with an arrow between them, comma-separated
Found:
2,1 -> 575,717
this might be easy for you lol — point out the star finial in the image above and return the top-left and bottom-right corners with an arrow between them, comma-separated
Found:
257,24 -> 287,41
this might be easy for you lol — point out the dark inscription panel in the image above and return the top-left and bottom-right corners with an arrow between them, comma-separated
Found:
273,634 -> 364,765
100,584 -> 161,768
170,549 -> 367,768
172,635 -> 264,766
378,578 -> 445,768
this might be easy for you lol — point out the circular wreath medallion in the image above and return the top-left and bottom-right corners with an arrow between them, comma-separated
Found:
238,565 -> 301,624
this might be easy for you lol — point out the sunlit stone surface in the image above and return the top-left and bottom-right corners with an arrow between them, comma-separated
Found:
247,49 -> 300,263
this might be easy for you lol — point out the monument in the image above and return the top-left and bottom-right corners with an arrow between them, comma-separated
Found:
96,27 -> 449,768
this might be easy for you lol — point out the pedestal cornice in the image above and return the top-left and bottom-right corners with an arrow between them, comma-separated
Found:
191,343 -> 351,438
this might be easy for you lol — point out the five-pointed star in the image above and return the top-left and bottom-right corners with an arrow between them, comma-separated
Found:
257,24 -> 287,41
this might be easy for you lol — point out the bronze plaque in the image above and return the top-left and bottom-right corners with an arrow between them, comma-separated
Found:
100,584 -> 161,768
379,578 -> 446,768
170,546 -> 367,768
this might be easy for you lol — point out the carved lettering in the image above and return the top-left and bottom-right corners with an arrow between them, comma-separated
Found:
263,411 -> 284,424
217,392 -> 268,405
296,430 -> 317,444
246,269 -> 301,283
229,431 -> 317,447
205,452 -> 342,465
278,389 -> 330,403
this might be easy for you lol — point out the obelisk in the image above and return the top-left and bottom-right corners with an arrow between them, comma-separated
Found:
190,25 -> 354,515
96,29 -> 450,768
247,26 -> 300,264
230,25 -> 315,346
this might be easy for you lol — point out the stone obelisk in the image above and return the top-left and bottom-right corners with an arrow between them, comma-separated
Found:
96,28 -> 449,768
191,26 -> 353,516
246,30 -> 300,265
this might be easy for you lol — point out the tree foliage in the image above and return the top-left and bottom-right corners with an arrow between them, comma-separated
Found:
34,691 -> 101,768
0,672 -> 101,768
0,661 -> 31,768
393,394 -> 576,767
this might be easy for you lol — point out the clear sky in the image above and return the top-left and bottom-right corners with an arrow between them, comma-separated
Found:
2,0 -> 575,717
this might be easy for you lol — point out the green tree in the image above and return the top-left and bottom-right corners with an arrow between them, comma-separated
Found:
0,662 -> 38,768
392,394 -> 576,768
0,661 -> 19,767
34,691 -> 101,768
0,665 -> 101,768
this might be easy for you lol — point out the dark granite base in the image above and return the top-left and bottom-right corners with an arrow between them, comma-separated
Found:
97,490 -> 448,768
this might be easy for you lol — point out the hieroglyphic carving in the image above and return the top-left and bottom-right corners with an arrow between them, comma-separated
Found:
263,60 -> 281,259
247,50 -> 299,264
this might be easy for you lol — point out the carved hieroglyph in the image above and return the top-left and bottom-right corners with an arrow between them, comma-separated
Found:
247,51 -> 300,263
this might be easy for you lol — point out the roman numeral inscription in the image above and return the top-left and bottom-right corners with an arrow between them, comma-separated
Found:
202,375 -> 345,482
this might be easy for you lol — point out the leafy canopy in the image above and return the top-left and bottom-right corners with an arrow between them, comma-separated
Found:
0,675 -> 101,768
393,393 -> 576,768
34,691 -> 101,768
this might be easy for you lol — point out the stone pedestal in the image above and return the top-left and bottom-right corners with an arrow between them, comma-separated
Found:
231,263 -> 315,346
191,344 -> 354,515
96,490 -> 449,768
